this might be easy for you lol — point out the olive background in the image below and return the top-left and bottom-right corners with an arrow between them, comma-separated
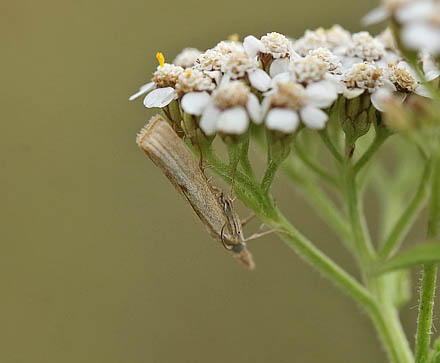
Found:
1,0 -> 435,362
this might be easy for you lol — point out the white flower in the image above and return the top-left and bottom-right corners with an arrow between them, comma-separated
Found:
214,40 -> 244,54
263,80 -> 337,132
293,28 -> 328,56
194,49 -> 225,71
291,55 -> 328,84
287,54 -> 343,96
175,68 -> 216,95
362,0 -> 411,25
129,61 -> 184,108
376,28 -> 398,51
400,18 -> 440,54
342,61 -> 418,111
182,80 -> 262,135
293,25 -> 351,56
343,62 -> 385,98
308,47 -> 343,74
365,0 -> 440,55
244,32 -> 293,59
345,32 -> 385,62
173,48 -> 202,68
326,25 -> 352,50
220,50 -> 259,79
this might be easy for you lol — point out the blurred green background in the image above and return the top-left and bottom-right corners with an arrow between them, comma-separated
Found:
1,0 -> 433,362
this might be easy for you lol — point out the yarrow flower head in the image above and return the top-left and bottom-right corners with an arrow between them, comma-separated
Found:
173,48 -> 202,68
293,25 -> 351,56
346,32 -> 385,62
308,47 -> 343,74
130,26 -> 434,137
175,68 -> 215,95
180,80 -> 262,136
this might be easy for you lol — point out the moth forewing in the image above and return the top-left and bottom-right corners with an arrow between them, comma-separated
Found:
136,115 -> 255,269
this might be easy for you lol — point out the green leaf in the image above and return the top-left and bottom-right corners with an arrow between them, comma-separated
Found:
376,241 -> 440,274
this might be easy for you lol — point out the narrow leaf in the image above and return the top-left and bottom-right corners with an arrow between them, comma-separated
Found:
376,241 -> 440,274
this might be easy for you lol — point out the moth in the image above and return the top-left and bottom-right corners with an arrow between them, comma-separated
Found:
136,115 -> 256,269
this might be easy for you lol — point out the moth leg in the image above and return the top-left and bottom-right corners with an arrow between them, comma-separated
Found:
229,158 -> 240,198
244,229 -> 289,242
241,213 -> 256,227
220,224 -> 233,251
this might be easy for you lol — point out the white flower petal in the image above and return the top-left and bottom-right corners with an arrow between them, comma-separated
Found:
143,87 -> 178,108
383,79 -> 397,92
270,72 -> 292,88
341,57 -> 363,69
306,81 -> 338,108
270,58 -> 291,77
362,6 -> 389,25
396,2 -> 435,23
415,85 -> 431,98
266,108 -> 299,133
401,23 -> 440,54
216,107 -> 249,134
129,82 -> 155,101
200,103 -> 220,136
246,93 -> 263,124
300,106 -> 328,130
181,92 -> 211,116
343,88 -> 365,99
371,88 -> 392,112
248,69 -> 271,92
261,95 -> 272,117
243,35 -> 266,58
422,52 -> 440,81
324,74 -> 344,94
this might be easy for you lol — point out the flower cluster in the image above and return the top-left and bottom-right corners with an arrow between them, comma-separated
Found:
130,27 -> 436,136
364,0 -> 440,59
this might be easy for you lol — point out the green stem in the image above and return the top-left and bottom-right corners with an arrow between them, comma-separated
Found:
415,155 -> 440,363
239,135 -> 256,180
354,129 -> 390,175
379,163 -> 431,259
344,162 -> 376,270
261,160 -> 280,194
318,129 -> 343,163
372,294 -> 414,363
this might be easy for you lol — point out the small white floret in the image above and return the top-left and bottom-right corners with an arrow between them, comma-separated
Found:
181,91 -> 211,116
216,107 -> 249,134
266,108 -> 299,133
143,87 -> 178,108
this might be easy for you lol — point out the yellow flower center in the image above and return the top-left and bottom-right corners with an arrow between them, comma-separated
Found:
185,69 -> 192,77
156,52 -> 165,68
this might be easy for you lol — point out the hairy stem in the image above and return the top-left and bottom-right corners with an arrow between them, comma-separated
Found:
415,155 -> 440,363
